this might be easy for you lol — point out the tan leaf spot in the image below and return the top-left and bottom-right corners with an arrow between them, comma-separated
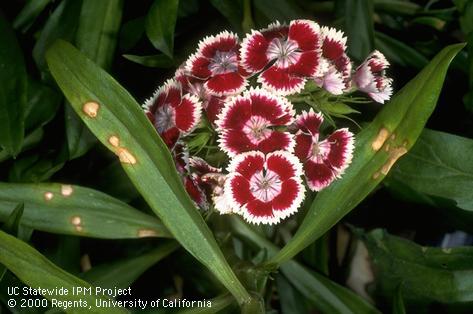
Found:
372,128 -> 390,151
82,101 -> 100,118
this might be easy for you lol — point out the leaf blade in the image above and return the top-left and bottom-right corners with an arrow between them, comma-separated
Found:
145,0 -> 179,58
0,182 -> 170,239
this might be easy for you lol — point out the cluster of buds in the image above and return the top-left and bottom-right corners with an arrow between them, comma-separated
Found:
143,19 -> 392,225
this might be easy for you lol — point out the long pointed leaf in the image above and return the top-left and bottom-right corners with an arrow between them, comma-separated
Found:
45,40 -> 250,305
0,182 -> 170,239
0,230 -> 128,314
0,11 -> 27,156
269,43 -> 465,265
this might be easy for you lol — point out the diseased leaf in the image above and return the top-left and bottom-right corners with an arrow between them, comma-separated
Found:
0,11 -> 27,157
123,54 -> 175,68
269,44 -> 465,265
358,228 -> 473,307
46,40 -> 251,305
83,241 -> 179,288
0,229 -> 128,314
67,0 -> 124,160
345,0 -> 375,61
389,128 -> 473,211
0,182 -> 170,239
145,0 -> 179,58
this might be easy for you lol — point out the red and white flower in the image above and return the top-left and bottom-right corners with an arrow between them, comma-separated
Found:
241,20 -> 323,95
185,31 -> 248,97
143,79 -> 202,148
216,88 -> 295,157
175,66 -> 227,124
314,27 -> 352,95
293,109 -> 354,191
354,50 -> 393,103
225,151 -> 305,224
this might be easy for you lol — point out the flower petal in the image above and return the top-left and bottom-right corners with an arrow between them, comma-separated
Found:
304,160 -> 336,191
294,132 -> 312,161
185,54 -> 212,79
295,109 -> 324,136
258,66 -> 305,95
219,130 -> 257,157
205,72 -> 246,96
288,19 -> 321,51
174,94 -> 202,133
243,199 -> 280,225
321,26 -> 347,61
324,128 -> 355,174
272,179 -> 305,219
248,89 -> 294,125
290,50 -> 321,78
258,131 -> 294,154
216,95 -> 252,131
240,30 -> 270,73
227,150 -> 265,179
266,151 -> 303,180
227,174 -> 254,206
197,31 -> 239,58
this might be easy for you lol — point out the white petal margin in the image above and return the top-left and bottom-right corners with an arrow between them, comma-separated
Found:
330,128 -> 355,177
243,87 -> 296,124
196,30 -> 239,55
180,93 -> 203,134
142,78 -> 180,112
239,30 -> 267,74
321,26 -> 347,51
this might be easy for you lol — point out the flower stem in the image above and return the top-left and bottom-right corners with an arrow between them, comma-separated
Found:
242,0 -> 255,33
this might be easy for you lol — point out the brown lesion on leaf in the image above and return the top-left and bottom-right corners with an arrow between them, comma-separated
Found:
108,135 -> 137,165
108,135 -> 120,147
44,192 -> 54,201
71,216 -> 83,232
61,185 -> 73,197
82,101 -> 100,118
371,127 -> 390,151
137,229 -> 159,238
372,139 -> 409,179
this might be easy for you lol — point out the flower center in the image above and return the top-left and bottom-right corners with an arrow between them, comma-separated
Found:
243,116 -> 272,144
155,104 -> 175,133
250,170 -> 282,202
208,50 -> 238,75
309,138 -> 331,163
267,38 -> 301,69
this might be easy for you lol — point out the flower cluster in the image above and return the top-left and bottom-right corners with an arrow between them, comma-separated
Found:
143,20 -> 392,225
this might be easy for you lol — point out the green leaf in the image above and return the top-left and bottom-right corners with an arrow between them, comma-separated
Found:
209,0 -> 243,33
389,128 -> 473,211
276,274 -> 312,314
2,203 -> 24,236
0,11 -> 27,157
358,228 -> 473,306
0,229 -> 128,314
145,0 -> 179,58
76,0 -> 123,72
123,53 -> 175,68
13,0 -> 52,32
0,128 -> 44,163
373,0 -> 421,16
33,0 -> 82,74
269,43 -> 466,265
0,182 -> 170,239
66,0 -> 124,160
231,217 -> 380,314
118,17 -> 144,52
176,294 -> 235,314
345,0 -> 375,61
45,40 -> 251,305
25,78 -> 62,132
83,241 -> 179,289
253,0 -> 303,22
393,285 -> 406,314
375,32 -> 428,69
